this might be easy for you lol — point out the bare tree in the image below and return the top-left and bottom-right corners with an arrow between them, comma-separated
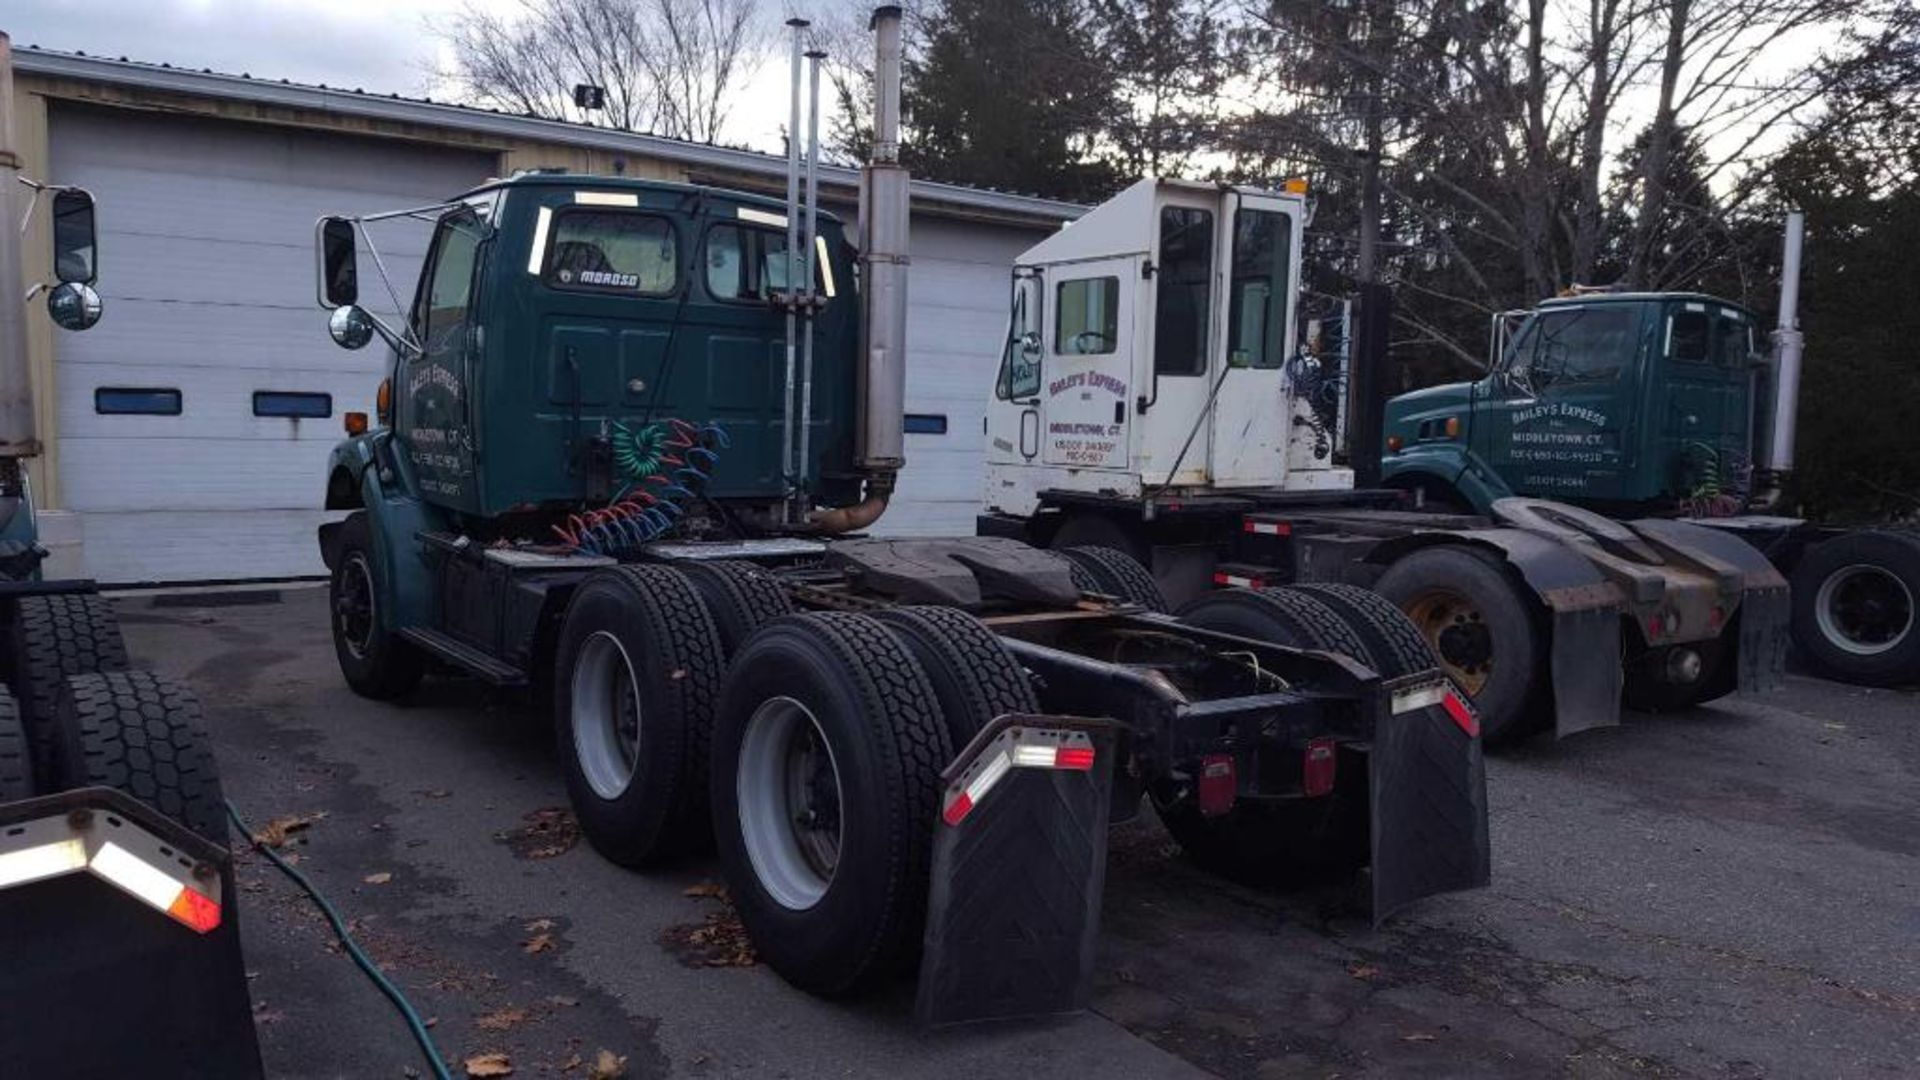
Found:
439,0 -> 769,143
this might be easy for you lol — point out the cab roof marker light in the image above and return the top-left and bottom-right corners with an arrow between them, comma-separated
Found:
574,191 -> 639,207
527,206 -> 553,274
0,837 -> 88,889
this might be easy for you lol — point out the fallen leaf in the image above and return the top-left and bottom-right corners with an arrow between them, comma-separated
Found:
496,809 -> 580,861
559,1055 -> 583,1073
1348,964 -> 1379,980
523,933 -> 555,955
464,1052 -> 513,1077
253,812 -> 327,848
475,1006 -> 528,1032
588,1050 -> 627,1079
420,789 -> 453,799
524,918 -> 557,933
1402,1033 -> 1437,1043
364,872 -> 394,885
547,995 -> 580,1008
424,1017 -> 438,1028
682,881 -> 727,899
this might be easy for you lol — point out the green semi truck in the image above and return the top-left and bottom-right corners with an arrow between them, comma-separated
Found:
309,8 -> 1489,1022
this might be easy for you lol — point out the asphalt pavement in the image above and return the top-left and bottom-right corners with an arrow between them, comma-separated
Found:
117,585 -> 1920,1079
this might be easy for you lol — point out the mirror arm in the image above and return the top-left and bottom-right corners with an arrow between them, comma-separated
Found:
362,311 -> 422,360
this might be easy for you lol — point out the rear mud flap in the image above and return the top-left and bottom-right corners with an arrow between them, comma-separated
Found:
1736,583 -> 1790,693
916,716 -> 1118,1026
1370,678 -> 1491,923
1551,604 -> 1624,738
0,787 -> 262,1078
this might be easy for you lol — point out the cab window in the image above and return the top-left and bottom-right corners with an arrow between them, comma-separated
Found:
1227,209 -> 1293,369
542,210 -> 676,295
418,209 -> 485,348
1055,277 -> 1119,356
1511,306 -> 1636,388
999,273 -> 1044,399
705,224 -> 837,302
1154,206 -> 1213,375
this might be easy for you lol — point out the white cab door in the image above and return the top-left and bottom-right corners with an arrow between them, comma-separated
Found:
1039,258 -> 1135,471
1208,193 -> 1305,486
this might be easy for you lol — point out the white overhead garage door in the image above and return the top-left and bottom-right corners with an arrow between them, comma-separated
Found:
49,103 -> 496,583
881,218 -> 1040,537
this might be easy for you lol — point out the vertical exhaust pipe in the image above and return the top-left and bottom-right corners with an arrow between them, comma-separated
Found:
797,48 -> 826,494
810,5 -> 909,533
1765,211 -> 1805,477
781,18 -> 809,520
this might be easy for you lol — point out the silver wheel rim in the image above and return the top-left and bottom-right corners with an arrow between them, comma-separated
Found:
737,696 -> 842,911
336,553 -> 377,661
1815,564 -> 1915,657
571,631 -> 642,800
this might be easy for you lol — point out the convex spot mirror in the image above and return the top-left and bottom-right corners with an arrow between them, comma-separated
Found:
51,189 -> 98,286
47,282 -> 103,331
318,217 -> 359,308
328,305 -> 375,350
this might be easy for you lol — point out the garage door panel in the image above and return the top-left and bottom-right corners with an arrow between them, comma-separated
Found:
74,509 -> 337,584
53,300 -> 400,376
60,437 -> 341,512
61,365 -> 372,441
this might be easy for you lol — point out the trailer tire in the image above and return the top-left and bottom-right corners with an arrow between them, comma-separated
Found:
1178,587 -> 1370,662
1286,583 -> 1440,678
9,592 -> 129,789
554,565 -> 723,866
0,687 -> 32,802
713,613 -> 950,996
1373,545 -> 1545,742
328,512 -> 424,701
1060,545 -> 1168,611
875,606 -> 1039,746
1049,513 -> 1149,564
1790,530 -> 1920,687
53,671 -> 227,845
678,560 -> 793,661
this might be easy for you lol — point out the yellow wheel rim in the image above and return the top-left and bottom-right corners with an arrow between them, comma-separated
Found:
1403,590 -> 1494,697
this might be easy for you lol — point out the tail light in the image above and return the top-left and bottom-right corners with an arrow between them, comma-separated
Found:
1196,755 -> 1236,817
1302,737 -> 1337,797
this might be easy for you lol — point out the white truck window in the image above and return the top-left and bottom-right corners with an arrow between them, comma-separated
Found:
1056,277 -> 1119,356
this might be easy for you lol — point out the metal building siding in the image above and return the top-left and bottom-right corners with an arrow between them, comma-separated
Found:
881,218 -> 1039,536
48,103 -> 497,582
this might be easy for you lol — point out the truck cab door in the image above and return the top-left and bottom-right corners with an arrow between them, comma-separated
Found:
1477,304 -> 1640,501
1209,193 -> 1304,485
397,206 -> 488,510
1039,258 -> 1134,471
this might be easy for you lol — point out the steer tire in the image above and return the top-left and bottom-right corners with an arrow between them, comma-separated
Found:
1060,545 -> 1168,611
1789,530 -> 1920,687
1373,545 -> 1546,743
875,606 -> 1039,748
1286,583 -> 1440,678
678,560 -> 793,662
9,591 -> 129,789
713,612 -> 951,996
553,565 -> 724,866
0,687 -> 32,802
329,512 -> 424,701
54,671 -> 227,845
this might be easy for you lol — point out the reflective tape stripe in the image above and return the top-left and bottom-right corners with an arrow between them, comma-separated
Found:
1442,692 -> 1479,737
942,727 -> 1099,826
574,191 -> 640,207
527,206 -> 553,274
1243,521 -> 1290,535
1212,572 -> 1265,589
0,838 -> 88,889
1391,682 -> 1449,714
93,841 -> 186,912
0,811 -> 223,934
738,207 -> 788,227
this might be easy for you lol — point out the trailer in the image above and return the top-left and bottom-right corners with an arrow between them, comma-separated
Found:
0,33 -> 262,1075
307,8 -> 1489,1021
976,179 -> 1788,741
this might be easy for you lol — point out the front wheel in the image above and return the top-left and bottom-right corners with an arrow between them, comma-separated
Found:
1790,531 -> 1920,687
329,513 -> 423,700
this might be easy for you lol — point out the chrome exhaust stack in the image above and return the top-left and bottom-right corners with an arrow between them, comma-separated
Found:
1753,211 -> 1805,508
812,4 -> 909,532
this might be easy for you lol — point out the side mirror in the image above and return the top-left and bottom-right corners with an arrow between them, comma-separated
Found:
317,217 -> 359,309
47,281 -> 103,331
328,305 -> 375,350
51,189 -> 98,285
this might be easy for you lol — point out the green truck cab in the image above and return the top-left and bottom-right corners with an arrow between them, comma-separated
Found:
1383,292 -> 1762,516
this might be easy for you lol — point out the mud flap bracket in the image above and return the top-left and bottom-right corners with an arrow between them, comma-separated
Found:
916,714 -> 1119,1026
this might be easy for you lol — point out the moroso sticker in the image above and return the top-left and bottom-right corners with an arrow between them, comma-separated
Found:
558,268 -> 643,289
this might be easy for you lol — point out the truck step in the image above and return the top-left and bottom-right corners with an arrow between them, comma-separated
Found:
398,627 -> 529,687
1213,562 -> 1286,589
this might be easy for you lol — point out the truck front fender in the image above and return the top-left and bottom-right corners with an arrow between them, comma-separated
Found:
1380,445 -> 1513,515
318,432 -> 444,633
1369,527 -> 1624,739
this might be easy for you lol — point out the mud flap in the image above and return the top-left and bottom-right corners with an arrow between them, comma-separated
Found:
1735,581 -> 1790,693
916,715 -> 1118,1026
0,787 -> 262,1078
1550,603 -> 1624,738
1369,677 -> 1491,923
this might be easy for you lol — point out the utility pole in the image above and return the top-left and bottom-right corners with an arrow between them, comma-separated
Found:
0,31 -> 39,462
